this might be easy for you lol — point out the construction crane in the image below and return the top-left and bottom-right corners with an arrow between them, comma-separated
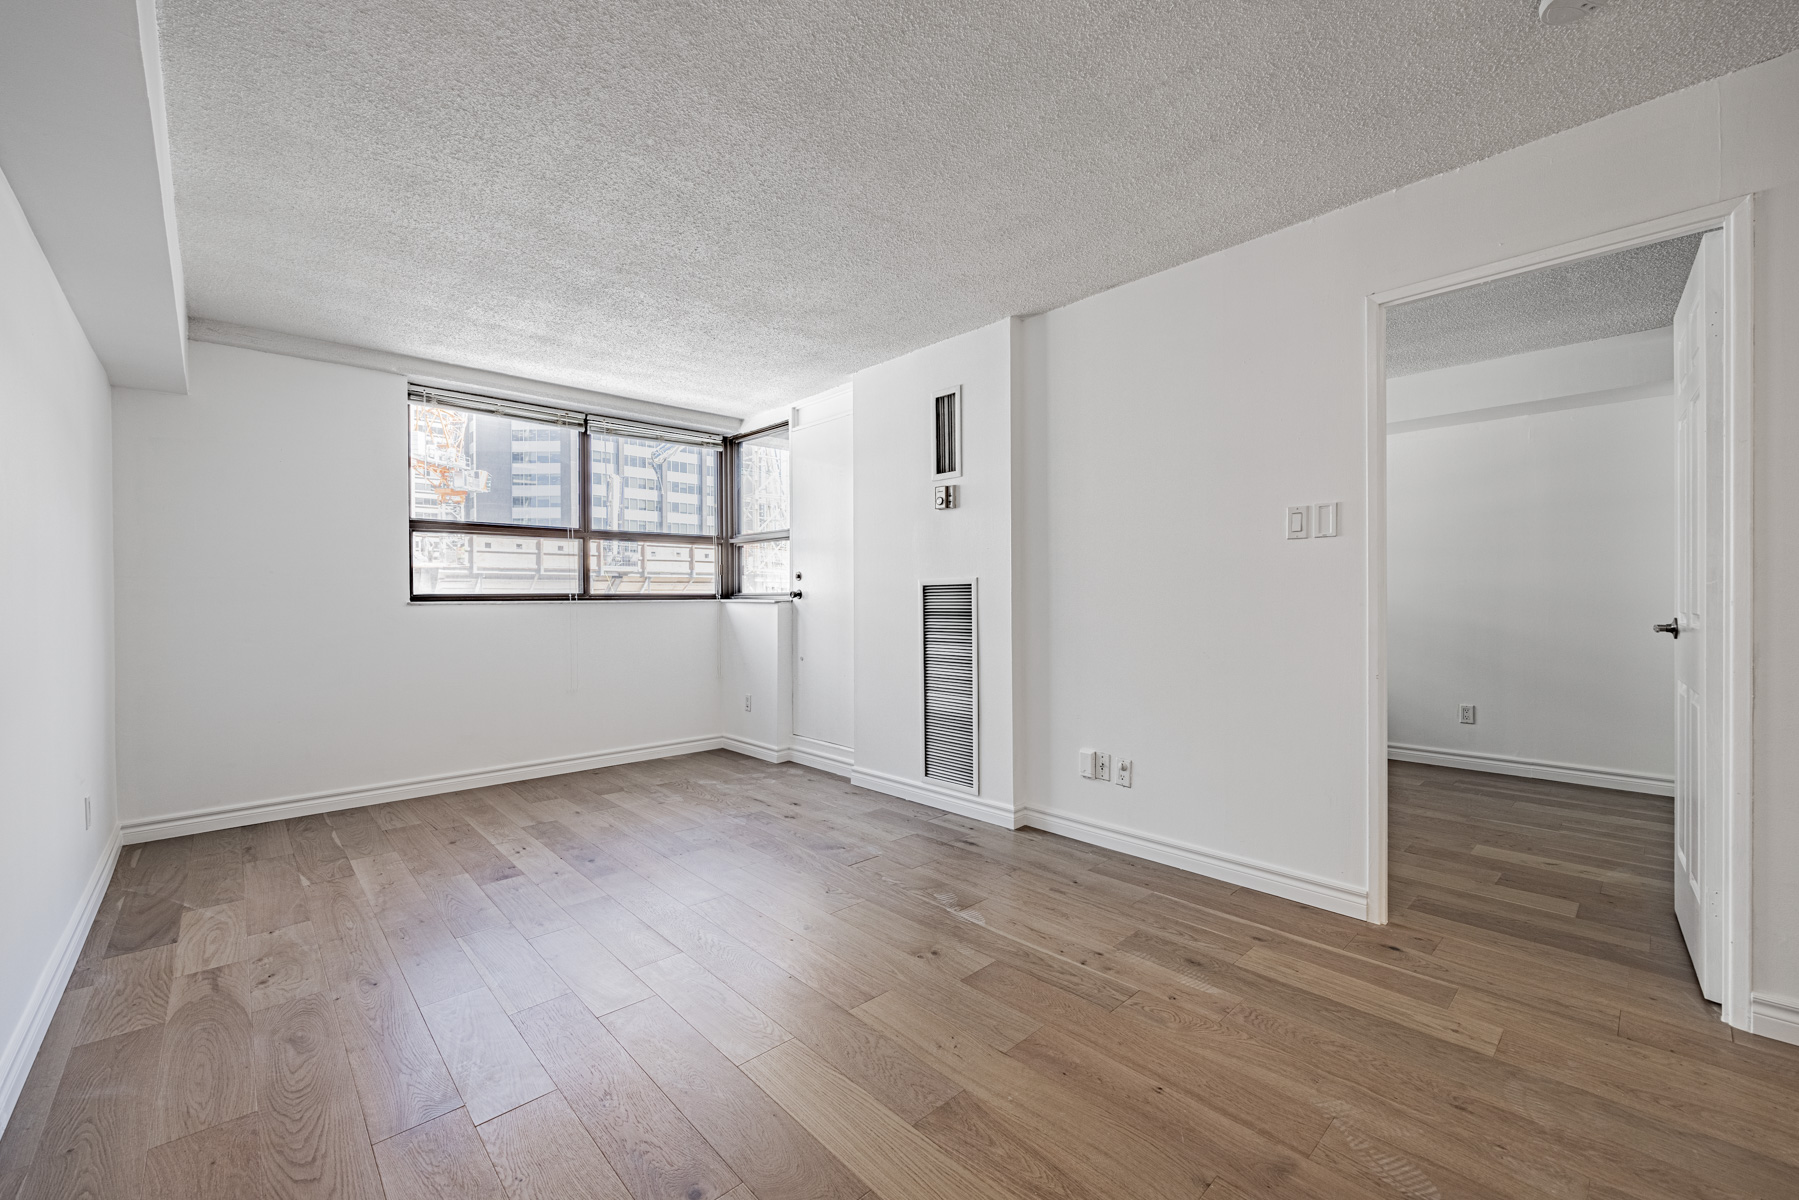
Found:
409,405 -> 491,518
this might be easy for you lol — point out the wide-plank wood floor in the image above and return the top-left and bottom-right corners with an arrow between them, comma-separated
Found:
3,753 -> 1797,1199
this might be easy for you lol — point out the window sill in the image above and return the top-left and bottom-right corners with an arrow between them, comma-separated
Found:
407,596 -> 721,605
722,596 -> 793,604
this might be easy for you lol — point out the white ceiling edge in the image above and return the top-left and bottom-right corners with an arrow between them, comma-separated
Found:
188,319 -> 744,435
741,380 -> 854,436
0,0 -> 187,392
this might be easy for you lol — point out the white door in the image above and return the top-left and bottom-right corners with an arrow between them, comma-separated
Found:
1671,229 -> 1725,1001
790,394 -> 855,753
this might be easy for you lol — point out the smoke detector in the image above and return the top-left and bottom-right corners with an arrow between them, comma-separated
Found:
1540,0 -> 1606,25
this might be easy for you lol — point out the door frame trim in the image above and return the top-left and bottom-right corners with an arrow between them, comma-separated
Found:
1361,195 -> 1755,1028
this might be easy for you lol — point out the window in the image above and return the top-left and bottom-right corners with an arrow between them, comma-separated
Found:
727,425 -> 791,595
408,387 -> 723,600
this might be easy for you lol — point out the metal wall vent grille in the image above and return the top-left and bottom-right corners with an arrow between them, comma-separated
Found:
922,581 -> 978,792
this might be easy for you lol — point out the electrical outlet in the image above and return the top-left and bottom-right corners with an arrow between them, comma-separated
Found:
1459,704 -> 1476,725
744,695 -> 753,712
84,797 -> 92,830
1095,752 -> 1111,782
1115,760 -> 1133,788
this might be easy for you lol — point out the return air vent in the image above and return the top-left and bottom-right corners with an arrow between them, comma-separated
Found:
922,581 -> 978,792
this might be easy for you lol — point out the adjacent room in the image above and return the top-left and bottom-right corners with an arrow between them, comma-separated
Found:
3,3 -> 1798,1198
1384,233 -> 1715,990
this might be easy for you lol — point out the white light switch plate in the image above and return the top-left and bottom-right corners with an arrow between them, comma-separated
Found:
1078,749 -> 1096,779
1095,752 -> 1111,782
1314,501 -> 1340,537
1286,506 -> 1309,539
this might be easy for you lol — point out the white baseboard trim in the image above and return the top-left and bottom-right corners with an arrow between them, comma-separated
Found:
788,736 -> 854,777
717,735 -> 854,778
1388,744 -> 1674,797
121,736 -> 728,843
849,767 -> 1021,829
1,825 -> 123,1133
1749,994 -> 1799,1047
1017,806 -> 1368,920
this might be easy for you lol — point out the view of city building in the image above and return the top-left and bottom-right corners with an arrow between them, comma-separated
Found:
409,404 -> 724,595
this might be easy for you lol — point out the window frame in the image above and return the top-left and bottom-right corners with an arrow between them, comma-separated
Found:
407,389 -> 724,603
723,420 -> 793,598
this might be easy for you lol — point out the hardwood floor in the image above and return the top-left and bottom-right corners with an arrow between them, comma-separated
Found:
4,753 -> 1797,1199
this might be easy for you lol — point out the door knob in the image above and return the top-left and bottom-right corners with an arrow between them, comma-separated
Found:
1653,619 -> 1680,639
790,590 -> 803,600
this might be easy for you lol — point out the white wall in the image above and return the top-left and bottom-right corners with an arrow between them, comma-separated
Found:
0,167 -> 119,1125
851,319 -> 1020,821
790,385 -> 855,759
719,601 -> 793,755
1387,335 -> 1678,792
112,341 -> 724,836
857,52 -> 1799,1002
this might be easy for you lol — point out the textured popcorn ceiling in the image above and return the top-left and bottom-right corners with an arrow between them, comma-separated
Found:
159,2 -> 1799,416
1386,233 -> 1703,377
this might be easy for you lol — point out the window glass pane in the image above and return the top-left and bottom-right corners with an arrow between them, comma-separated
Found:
735,428 -> 790,535
589,538 -> 718,595
412,531 -> 580,595
739,538 -> 790,594
410,404 -> 577,527
590,435 -> 719,535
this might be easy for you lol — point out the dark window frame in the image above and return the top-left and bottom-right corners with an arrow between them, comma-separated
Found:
723,421 -> 792,598
408,394 -> 723,602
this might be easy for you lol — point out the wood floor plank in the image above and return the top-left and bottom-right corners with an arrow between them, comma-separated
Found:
562,894 -> 680,969
74,942 -> 175,1046
151,964 -> 257,1147
312,878 -> 465,1143
459,926 -> 569,1014
479,874 -> 575,940
740,1039 -> 1024,1200
252,991 -> 385,1198
913,1090 -> 1107,1200
289,813 -> 356,884
634,954 -> 791,1064
604,997 -> 867,1200
146,1111 -> 276,1200
530,925 -> 652,1019
853,990 -> 1216,1200
373,1108 -> 505,1200
419,988 -> 555,1125
245,856 -> 310,936
176,901 -> 249,975
19,1024 -> 165,1200
512,993 -> 739,1200
475,1091 -> 635,1200
245,922 -> 323,1012
324,807 -> 393,861
0,985 -> 92,1200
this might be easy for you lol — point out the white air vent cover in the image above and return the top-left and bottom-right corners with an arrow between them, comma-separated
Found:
922,580 -> 978,792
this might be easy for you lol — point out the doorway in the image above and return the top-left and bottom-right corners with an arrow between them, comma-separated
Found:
1363,199 -> 1753,1026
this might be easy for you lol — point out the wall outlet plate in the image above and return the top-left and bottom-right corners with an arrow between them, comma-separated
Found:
1459,704 -> 1476,724
745,695 -> 753,712
934,484 -> 958,509
1115,760 -> 1132,788
1096,752 -> 1111,782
